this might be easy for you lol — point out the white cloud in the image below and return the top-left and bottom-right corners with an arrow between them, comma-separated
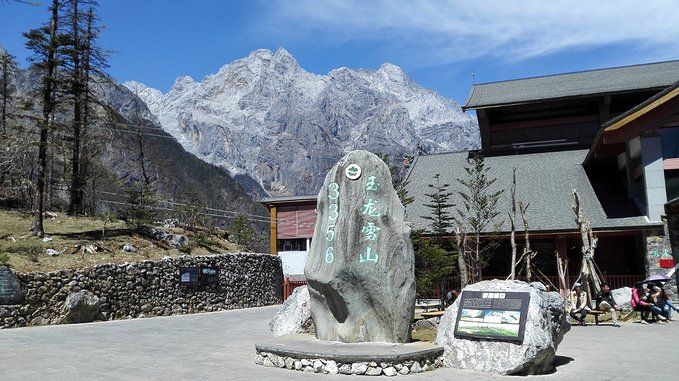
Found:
264,0 -> 679,66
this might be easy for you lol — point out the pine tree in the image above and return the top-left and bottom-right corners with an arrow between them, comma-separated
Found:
0,49 -> 17,134
178,191 -> 207,231
454,151 -> 504,283
64,0 -> 108,215
421,173 -> 455,244
0,50 -> 18,190
228,215 -> 256,251
412,229 -> 453,297
24,0 -> 65,237
123,181 -> 158,234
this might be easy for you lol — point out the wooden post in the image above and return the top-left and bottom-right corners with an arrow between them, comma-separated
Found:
508,168 -> 517,280
555,236 -> 569,290
283,276 -> 290,300
269,205 -> 277,255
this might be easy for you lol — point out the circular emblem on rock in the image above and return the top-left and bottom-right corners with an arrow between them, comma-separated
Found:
345,164 -> 362,180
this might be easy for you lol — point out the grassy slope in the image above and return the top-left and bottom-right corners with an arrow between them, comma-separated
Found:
0,209 -> 242,273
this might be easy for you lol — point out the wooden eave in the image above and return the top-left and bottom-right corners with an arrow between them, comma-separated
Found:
602,82 -> 679,144
462,87 -> 666,112
585,81 -> 679,165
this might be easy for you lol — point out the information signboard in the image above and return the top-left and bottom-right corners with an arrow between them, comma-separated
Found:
179,266 -> 219,286
200,267 -> 219,285
179,267 -> 200,286
453,291 -> 530,343
0,266 -> 25,305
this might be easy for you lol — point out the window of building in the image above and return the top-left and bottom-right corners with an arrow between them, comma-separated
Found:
277,238 -> 307,252
661,127 -> 679,159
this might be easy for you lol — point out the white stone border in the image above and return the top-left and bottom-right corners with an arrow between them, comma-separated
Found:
255,350 -> 443,376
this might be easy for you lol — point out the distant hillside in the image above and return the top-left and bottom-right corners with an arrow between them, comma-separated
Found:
3,59 -> 268,230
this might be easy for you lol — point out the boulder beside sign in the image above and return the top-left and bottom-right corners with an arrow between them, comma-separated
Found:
0,266 -> 25,305
453,291 -> 530,343
436,280 -> 570,375
304,150 -> 416,343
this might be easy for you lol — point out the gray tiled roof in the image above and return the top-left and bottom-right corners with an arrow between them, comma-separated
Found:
464,60 -> 679,109
261,195 -> 317,204
403,149 -> 655,233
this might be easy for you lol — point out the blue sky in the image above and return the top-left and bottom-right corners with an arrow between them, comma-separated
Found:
1,0 -> 678,104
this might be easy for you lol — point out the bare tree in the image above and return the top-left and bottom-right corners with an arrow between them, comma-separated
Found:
572,189 -> 602,303
508,168 -> 517,280
555,250 -> 569,297
454,225 -> 469,288
518,200 -> 533,281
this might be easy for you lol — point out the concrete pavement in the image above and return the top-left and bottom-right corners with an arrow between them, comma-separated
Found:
1,305 -> 677,380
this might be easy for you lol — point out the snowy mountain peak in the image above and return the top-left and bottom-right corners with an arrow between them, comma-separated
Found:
123,80 -> 163,111
131,49 -> 479,197
377,62 -> 407,80
171,75 -> 196,90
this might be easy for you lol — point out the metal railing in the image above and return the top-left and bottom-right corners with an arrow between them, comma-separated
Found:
282,274 -> 648,301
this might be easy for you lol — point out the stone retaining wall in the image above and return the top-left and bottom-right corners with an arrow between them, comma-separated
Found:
0,253 -> 283,329
255,350 -> 442,376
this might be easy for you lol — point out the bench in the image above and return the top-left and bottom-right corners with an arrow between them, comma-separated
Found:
420,311 -> 445,319
588,310 -> 605,325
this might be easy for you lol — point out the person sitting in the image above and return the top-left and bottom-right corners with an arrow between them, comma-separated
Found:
596,282 -> 621,327
445,289 -> 459,306
568,282 -> 589,326
631,283 -> 667,324
659,285 -> 679,315
651,285 -> 674,322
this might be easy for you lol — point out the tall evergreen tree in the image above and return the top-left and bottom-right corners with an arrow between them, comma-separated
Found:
228,215 -> 256,251
64,0 -> 107,215
0,49 -> 17,134
123,181 -> 158,234
24,0 -> 65,237
421,173 -> 455,244
454,151 -> 504,283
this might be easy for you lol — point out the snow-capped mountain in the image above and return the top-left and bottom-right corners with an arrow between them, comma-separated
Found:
125,48 -> 479,197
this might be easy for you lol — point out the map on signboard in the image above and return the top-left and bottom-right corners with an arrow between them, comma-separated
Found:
454,291 -> 530,343
179,267 -> 200,286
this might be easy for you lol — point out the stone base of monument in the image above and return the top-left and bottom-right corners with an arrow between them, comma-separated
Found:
255,334 -> 443,376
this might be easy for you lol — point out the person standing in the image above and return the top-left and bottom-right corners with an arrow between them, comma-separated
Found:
568,282 -> 589,326
596,282 -> 621,327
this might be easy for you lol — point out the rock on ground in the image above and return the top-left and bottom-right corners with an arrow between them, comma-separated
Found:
436,280 -> 570,375
304,151 -> 415,343
60,290 -> 101,324
269,285 -> 313,336
612,287 -> 632,311
414,317 -> 440,331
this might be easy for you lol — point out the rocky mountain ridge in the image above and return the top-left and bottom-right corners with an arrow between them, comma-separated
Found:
126,48 -> 479,197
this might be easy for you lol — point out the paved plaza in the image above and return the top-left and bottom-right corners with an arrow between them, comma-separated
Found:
1,305 -> 678,380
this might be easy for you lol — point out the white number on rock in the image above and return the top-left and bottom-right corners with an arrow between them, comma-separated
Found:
328,204 -> 339,220
325,246 -> 334,263
328,182 -> 339,200
326,224 -> 335,241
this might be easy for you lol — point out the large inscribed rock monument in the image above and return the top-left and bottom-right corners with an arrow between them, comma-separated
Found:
304,150 -> 416,343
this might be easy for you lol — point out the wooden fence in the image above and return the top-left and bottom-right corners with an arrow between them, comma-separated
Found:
282,277 -> 307,300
